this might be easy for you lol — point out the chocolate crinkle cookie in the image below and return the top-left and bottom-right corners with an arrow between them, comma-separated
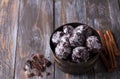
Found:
86,36 -> 101,50
73,25 -> 93,37
60,34 -> 70,47
55,42 -> 71,59
69,33 -> 85,47
72,47 -> 89,63
52,31 -> 64,45
73,25 -> 86,34
63,25 -> 74,34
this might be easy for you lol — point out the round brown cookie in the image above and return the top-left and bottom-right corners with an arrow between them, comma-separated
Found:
52,31 -> 64,45
72,47 -> 89,63
55,42 -> 71,59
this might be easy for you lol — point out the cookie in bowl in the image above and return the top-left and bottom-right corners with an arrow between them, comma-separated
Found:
50,23 -> 102,74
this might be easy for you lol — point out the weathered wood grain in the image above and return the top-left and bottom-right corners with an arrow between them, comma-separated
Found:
0,0 -> 19,79
108,0 -> 120,78
108,0 -> 120,50
86,0 -> 120,79
0,0 -> 120,79
86,0 -> 105,76
54,0 -> 66,79
14,0 -> 54,79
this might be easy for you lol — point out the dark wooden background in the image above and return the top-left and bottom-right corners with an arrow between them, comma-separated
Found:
0,0 -> 120,79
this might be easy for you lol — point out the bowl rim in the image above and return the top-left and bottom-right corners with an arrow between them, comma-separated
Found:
50,22 -> 101,66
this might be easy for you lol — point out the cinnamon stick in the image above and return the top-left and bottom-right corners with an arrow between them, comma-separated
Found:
108,41 -> 117,68
97,30 -> 108,55
104,33 -> 114,68
106,31 -> 117,68
106,30 -> 120,56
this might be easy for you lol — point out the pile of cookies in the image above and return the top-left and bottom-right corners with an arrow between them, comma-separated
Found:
51,25 -> 102,63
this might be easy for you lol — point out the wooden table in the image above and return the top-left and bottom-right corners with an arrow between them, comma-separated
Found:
0,0 -> 120,79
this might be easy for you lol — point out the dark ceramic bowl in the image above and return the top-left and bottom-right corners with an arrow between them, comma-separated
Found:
50,23 -> 101,74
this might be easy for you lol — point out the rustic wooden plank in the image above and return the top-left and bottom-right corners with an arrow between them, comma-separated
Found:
118,0 -> 120,10
54,0 -> 66,79
86,1 -> 105,77
108,0 -> 120,50
91,0 -> 112,77
0,0 -> 19,79
108,0 -> 120,77
86,0 -> 117,76
86,0 -> 120,79
86,0 -> 99,28
55,0 -> 95,79
14,0 -> 54,79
